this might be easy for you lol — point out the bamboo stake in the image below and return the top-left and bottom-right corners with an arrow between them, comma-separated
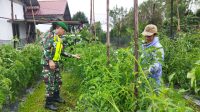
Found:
134,0 -> 139,97
176,0 -> 181,32
106,0 -> 110,65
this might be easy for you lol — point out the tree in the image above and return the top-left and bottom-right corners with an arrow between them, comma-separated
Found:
196,9 -> 200,17
138,0 -> 164,28
94,22 -> 105,41
72,11 -> 88,23
110,6 -> 128,47
110,6 -> 127,27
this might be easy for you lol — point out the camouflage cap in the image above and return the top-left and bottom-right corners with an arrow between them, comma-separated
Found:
54,22 -> 68,32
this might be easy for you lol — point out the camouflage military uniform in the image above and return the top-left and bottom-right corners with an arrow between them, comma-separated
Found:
41,30 -> 72,97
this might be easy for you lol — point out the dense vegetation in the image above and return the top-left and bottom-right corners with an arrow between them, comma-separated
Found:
0,0 -> 199,111
161,31 -> 200,93
1,27 -> 199,112
0,44 -> 42,109
59,29 -> 199,111
16,30 -> 200,111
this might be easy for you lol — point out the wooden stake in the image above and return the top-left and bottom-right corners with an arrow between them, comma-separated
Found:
170,0 -> 174,38
176,0 -> 181,32
90,0 -> 92,28
134,0 -> 139,97
93,0 -> 96,39
106,0 -> 110,65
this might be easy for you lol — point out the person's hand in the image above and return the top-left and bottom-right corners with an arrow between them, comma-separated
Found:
49,60 -> 56,70
73,54 -> 80,59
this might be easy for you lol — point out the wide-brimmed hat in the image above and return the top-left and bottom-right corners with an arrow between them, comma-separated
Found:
142,24 -> 157,36
54,22 -> 68,32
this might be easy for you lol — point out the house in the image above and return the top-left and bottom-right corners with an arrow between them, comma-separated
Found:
0,0 -> 80,45
0,0 -> 26,45
24,0 -> 83,34
25,0 -> 71,21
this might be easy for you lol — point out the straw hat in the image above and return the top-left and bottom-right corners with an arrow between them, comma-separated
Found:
142,24 -> 157,36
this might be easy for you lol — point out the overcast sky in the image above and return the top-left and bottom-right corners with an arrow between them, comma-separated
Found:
37,0 -> 147,32
68,0 -> 146,24
37,0 -> 199,32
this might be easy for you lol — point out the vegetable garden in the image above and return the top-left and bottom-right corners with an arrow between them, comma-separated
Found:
0,30 -> 199,111
0,0 -> 200,111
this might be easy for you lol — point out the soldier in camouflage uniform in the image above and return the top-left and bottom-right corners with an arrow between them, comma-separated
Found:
41,22 -> 80,111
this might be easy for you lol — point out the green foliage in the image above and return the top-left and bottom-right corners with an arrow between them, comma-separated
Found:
196,9 -> 200,17
72,11 -> 88,23
162,14 -> 199,34
0,44 -> 42,109
187,60 -> 200,94
138,0 -> 164,27
62,43 -> 136,111
109,6 -> 131,47
62,42 -> 193,111
94,22 -> 106,42
78,27 -> 94,42
160,31 -> 200,91
62,34 -> 82,47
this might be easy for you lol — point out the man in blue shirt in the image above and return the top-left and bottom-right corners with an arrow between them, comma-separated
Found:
141,24 -> 164,85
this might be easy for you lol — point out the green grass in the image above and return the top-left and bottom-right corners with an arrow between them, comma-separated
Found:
19,72 -> 81,112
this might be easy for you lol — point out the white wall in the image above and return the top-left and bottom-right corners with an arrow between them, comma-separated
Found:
36,24 -> 51,33
13,1 -> 24,19
0,0 -> 11,19
0,18 -> 13,40
0,0 -> 25,41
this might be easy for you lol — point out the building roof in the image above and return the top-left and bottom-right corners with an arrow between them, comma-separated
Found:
38,0 -> 67,15
25,0 -> 71,20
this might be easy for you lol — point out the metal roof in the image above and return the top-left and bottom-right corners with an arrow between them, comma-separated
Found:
25,0 -> 71,21
38,0 -> 67,15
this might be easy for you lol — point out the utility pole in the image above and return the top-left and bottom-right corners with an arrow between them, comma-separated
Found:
134,0 -> 139,97
106,0 -> 110,65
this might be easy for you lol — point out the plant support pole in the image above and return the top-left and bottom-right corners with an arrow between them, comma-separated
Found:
176,0 -> 181,32
93,0 -> 96,39
106,0 -> 110,65
90,0 -> 92,25
170,0 -> 173,38
134,0 -> 139,97
90,0 -> 93,33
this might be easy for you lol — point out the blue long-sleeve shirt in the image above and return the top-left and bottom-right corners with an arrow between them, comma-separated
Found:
141,37 -> 164,83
